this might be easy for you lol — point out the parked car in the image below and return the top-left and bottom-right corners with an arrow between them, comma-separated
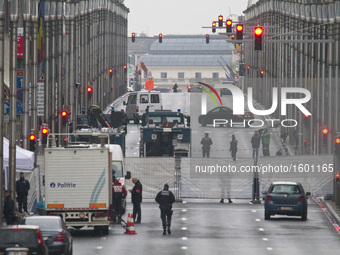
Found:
25,216 -> 73,255
0,225 -> 49,255
263,181 -> 311,221
187,84 -> 203,92
198,106 -> 254,127
220,88 -> 232,96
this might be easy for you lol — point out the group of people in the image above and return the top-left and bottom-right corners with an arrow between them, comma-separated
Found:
3,172 -> 30,225
112,177 -> 175,235
200,128 -> 271,161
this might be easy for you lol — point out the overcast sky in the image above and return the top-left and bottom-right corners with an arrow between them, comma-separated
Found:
124,0 -> 249,36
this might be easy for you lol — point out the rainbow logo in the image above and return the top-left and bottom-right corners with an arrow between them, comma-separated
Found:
197,82 -> 223,106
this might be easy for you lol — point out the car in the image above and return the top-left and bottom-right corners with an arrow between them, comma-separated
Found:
187,84 -> 203,92
263,181 -> 311,221
220,88 -> 232,96
0,225 -> 49,255
25,216 -> 73,255
198,106 -> 254,127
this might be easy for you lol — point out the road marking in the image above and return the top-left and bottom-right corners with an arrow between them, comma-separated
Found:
182,209 -> 187,212
182,218 -> 187,221
256,219 -> 261,222
267,247 -> 273,251
182,227 -> 187,230
182,247 -> 188,250
252,210 -> 257,213
259,228 -> 264,231
101,237 -> 106,240
263,238 -> 268,241
182,237 -> 188,240
96,246 -> 103,250
182,201 -> 187,204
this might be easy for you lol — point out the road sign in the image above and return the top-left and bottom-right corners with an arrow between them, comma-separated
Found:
17,101 -> 23,114
38,72 -> 45,82
4,88 -> 9,101
17,89 -> 23,101
17,77 -> 23,89
4,102 -> 9,115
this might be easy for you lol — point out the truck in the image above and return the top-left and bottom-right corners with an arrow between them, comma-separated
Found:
139,110 -> 191,157
44,134 -> 130,235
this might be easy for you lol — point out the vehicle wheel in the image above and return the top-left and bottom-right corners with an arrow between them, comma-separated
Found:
301,211 -> 307,221
102,226 -> 109,235
264,211 -> 271,220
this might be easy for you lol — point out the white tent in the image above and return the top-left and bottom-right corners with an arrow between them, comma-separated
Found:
3,137 -> 35,170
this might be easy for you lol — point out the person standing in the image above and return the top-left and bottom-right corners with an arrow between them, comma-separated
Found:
262,129 -> 270,156
229,135 -> 238,161
201,132 -> 213,157
251,131 -> 261,161
129,178 -> 143,223
112,178 -> 127,223
4,190 -> 15,225
155,184 -> 175,235
16,172 -> 30,213
173,83 -> 178,92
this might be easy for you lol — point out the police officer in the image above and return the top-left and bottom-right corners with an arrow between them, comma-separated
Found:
129,178 -> 143,223
16,172 -> 30,213
155,183 -> 175,235
112,178 -> 127,223
201,132 -> 213,157
4,190 -> 15,225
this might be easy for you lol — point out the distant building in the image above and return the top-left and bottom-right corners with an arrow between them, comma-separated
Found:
128,35 -> 237,91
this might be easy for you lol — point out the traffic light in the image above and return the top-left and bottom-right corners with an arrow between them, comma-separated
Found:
159,33 -> 162,43
335,173 -> 340,182
239,63 -> 245,76
132,33 -> 135,43
236,24 -> 243,40
303,114 -> 311,126
226,19 -> 232,33
41,126 -> 49,145
29,134 -> 37,152
212,22 -> 216,33
260,70 -> 264,78
109,68 -> 113,79
206,34 -> 209,44
61,110 -> 69,122
334,137 -> 340,156
124,65 -> 127,73
254,26 -> 263,50
218,15 -> 223,27
87,86 -> 93,96
321,127 -> 329,136
247,65 -> 250,74
231,34 -> 235,40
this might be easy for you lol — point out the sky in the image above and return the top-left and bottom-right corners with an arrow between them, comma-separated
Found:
124,0 -> 250,36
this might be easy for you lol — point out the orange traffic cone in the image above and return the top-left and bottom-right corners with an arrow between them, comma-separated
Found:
125,213 -> 137,235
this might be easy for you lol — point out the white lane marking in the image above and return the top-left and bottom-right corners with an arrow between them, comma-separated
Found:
182,237 -> 188,240
182,218 -> 187,221
182,227 -> 187,230
182,201 -> 187,204
263,238 -> 268,241
96,246 -> 103,250
101,237 -> 106,240
256,219 -> 261,222
182,247 -> 188,250
252,210 -> 257,213
182,209 -> 187,212
267,247 -> 273,251
259,228 -> 264,231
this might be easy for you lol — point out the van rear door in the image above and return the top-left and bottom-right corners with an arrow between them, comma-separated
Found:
126,93 -> 137,120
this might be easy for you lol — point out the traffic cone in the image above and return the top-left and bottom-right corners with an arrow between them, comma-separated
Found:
125,213 -> 137,235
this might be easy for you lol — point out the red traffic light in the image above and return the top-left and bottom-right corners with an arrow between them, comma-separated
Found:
247,65 -> 250,69
322,128 -> 329,135
254,27 -> 263,36
236,24 -> 243,32
335,137 -> 340,144
42,128 -> 49,135
109,68 -> 113,73
29,134 -> 37,141
212,22 -> 216,27
61,111 -> 68,117
231,34 -> 235,39
218,15 -> 223,21
87,86 -> 93,93
336,173 -> 340,182
226,19 -> 232,26
124,65 -> 127,69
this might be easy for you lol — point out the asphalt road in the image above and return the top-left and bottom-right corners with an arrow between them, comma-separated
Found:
72,199 -> 340,255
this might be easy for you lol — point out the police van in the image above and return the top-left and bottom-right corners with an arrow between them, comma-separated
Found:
124,90 -> 163,124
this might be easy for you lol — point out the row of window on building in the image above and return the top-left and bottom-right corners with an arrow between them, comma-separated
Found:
159,72 -> 220,79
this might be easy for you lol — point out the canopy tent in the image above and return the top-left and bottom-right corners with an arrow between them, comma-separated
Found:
2,137 -> 35,170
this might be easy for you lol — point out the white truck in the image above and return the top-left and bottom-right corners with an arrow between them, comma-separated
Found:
44,138 -> 129,235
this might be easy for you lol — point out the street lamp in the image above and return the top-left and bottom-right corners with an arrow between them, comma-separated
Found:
50,1 -> 56,133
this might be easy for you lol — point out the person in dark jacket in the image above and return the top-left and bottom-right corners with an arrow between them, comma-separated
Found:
251,131 -> 261,161
129,178 -> 143,223
112,178 -> 127,222
262,128 -> 270,156
4,190 -> 15,225
201,132 -> 213,157
173,83 -> 178,92
229,135 -> 238,161
155,183 -> 175,235
16,172 -> 30,213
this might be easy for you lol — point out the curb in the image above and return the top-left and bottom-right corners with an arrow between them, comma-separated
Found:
313,197 -> 340,234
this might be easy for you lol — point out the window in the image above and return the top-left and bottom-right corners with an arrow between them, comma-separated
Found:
127,94 -> 136,104
195,72 -> 201,79
213,72 -> 219,79
140,94 -> 148,103
178,72 -> 184,79
150,94 -> 160,103
161,72 -> 167,79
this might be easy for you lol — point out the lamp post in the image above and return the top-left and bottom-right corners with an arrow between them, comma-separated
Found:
79,0 -> 86,113
0,0 -> 5,227
50,1 -> 56,133
23,0 -> 31,151
44,1 -> 51,127
56,1 -> 62,134
9,0 -> 18,198
69,1 -> 75,132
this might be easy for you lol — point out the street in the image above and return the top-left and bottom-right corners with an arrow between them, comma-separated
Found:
72,199 -> 340,255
